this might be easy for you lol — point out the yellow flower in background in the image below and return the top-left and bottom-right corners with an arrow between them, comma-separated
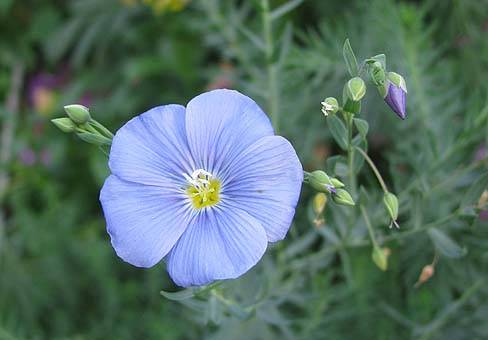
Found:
121,0 -> 190,13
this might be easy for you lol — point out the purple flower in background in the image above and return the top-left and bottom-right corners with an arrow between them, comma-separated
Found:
19,148 -> 36,166
100,89 -> 303,287
384,72 -> 407,120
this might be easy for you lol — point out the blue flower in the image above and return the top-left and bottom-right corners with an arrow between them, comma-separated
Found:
100,89 -> 303,287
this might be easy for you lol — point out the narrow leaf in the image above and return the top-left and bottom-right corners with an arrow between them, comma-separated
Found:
343,38 -> 359,77
270,0 -> 304,21
427,228 -> 467,258
462,172 -> 488,207
353,118 -> 369,139
160,288 -> 197,301
326,115 -> 348,150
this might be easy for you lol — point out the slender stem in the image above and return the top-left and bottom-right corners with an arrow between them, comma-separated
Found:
360,204 -> 378,247
90,119 -> 114,139
261,0 -> 279,133
355,146 -> 389,193
344,111 -> 356,197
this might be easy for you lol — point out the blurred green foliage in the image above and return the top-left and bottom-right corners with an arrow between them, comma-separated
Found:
0,0 -> 487,339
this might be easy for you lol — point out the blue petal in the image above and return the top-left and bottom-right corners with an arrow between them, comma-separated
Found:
109,104 -> 195,188
100,175 -> 192,268
167,204 -> 267,287
185,89 -> 274,174
221,136 -> 303,242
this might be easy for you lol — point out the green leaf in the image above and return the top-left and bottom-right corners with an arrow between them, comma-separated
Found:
353,118 -> 369,139
326,115 -> 348,150
160,288 -> 197,301
160,281 -> 223,301
343,38 -> 359,77
370,54 -> 386,69
462,172 -> 488,207
427,228 -> 467,258
270,0 -> 304,21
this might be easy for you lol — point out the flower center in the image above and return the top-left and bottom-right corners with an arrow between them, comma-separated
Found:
184,169 -> 221,209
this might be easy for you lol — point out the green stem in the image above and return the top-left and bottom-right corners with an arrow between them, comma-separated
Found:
355,146 -> 389,193
344,112 -> 356,197
360,204 -> 378,247
262,0 -> 279,133
90,119 -> 114,139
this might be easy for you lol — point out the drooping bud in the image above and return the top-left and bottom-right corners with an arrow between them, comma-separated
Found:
345,77 -> 366,102
51,117 -> 77,133
312,193 -> 327,215
384,72 -> 407,120
332,188 -> 355,206
372,246 -> 388,271
321,97 -> 339,116
64,104 -> 91,124
383,192 -> 398,219
307,170 -> 336,194
414,264 -> 435,288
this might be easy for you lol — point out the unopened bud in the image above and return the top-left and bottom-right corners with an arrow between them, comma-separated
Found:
64,104 -> 91,124
332,188 -> 355,206
369,61 -> 386,87
383,72 -> 407,120
345,77 -> 366,102
372,246 -> 388,271
383,192 -> 399,223
321,97 -> 339,116
330,177 -> 345,188
307,170 -> 336,193
76,132 -> 111,146
51,117 -> 77,133
415,265 -> 435,287
312,193 -> 327,215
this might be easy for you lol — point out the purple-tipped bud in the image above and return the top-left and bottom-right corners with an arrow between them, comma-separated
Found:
384,72 -> 407,120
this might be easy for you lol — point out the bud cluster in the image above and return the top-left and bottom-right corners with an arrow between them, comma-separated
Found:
52,104 -> 113,147
305,170 -> 355,207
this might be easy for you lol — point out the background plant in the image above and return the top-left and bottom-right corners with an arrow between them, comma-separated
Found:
0,0 -> 487,339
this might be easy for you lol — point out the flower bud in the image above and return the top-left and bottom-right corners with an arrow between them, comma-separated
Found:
345,77 -> 366,102
415,265 -> 435,287
51,117 -> 77,133
332,188 -> 355,206
307,170 -> 336,193
369,61 -> 386,87
312,193 -> 327,215
383,192 -> 399,221
321,97 -> 339,116
76,132 -> 111,146
64,104 -> 91,124
330,177 -> 345,188
372,246 -> 388,271
384,72 -> 407,120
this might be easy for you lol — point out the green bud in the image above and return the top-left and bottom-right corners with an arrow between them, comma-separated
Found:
76,132 -> 112,146
372,246 -> 388,271
64,104 -> 91,124
307,170 -> 334,193
332,188 -> 355,206
312,193 -> 327,215
383,192 -> 399,221
387,72 -> 407,93
321,97 -> 339,116
369,61 -> 386,87
51,117 -> 77,133
330,177 -> 345,188
345,77 -> 366,102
